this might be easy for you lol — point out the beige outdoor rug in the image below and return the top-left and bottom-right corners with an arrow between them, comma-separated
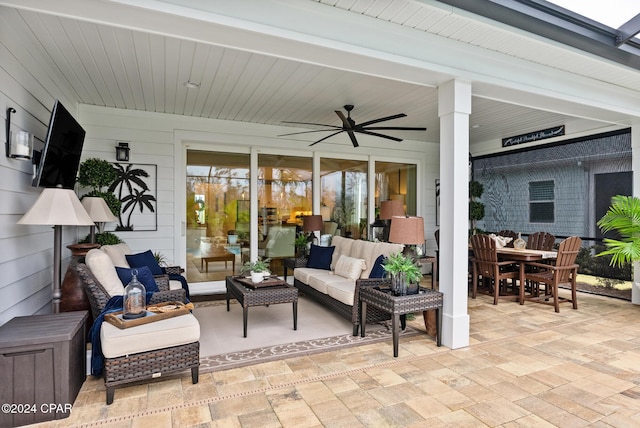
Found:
193,295 -> 419,372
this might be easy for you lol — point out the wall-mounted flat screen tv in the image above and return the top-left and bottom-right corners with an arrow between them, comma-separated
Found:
32,100 -> 86,189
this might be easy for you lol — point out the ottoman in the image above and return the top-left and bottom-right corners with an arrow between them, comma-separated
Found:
100,313 -> 200,404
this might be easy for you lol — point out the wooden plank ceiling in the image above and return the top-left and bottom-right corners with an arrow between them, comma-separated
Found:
4,0 -> 634,146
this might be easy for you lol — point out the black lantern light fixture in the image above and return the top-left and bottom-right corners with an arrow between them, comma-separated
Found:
115,141 -> 130,162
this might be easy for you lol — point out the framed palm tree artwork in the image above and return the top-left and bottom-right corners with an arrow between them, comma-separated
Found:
107,163 -> 158,231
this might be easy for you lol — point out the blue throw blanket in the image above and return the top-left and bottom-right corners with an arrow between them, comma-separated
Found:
89,292 -> 156,377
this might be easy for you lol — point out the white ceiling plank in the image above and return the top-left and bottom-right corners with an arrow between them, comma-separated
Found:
132,32 -> 157,113
97,26 -> 136,110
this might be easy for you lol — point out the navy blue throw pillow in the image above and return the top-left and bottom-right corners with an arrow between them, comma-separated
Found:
369,255 -> 387,278
125,250 -> 163,276
306,244 -> 335,270
115,266 -> 159,292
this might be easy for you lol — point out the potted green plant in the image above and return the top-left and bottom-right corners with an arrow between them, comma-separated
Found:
294,232 -> 309,258
77,158 -> 121,217
382,252 -> 423,295
597,195 -> 640,267
469,180 -> 485,236
241,258 -> 271,283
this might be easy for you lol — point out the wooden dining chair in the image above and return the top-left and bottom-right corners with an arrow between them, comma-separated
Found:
496,230 -> 518,247
521,236 -> 582,312
526,231 -> 555,251
470,234 -> 520,305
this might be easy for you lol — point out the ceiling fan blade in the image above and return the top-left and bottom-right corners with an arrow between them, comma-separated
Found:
335,110 -> 353,129
282,120 -> 341,129
346,130 -> 359,147
278,128 -> 343,137
356,130 -> 403,142
357,113 -> 407,127
363,126 -> 427,131
309,130 -> 344,146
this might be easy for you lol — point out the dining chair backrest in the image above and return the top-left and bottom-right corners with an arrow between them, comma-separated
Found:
555,236 -> 582,283
496,230 -> 518,247
470,234 -> 499,264
527,231 -> 556,251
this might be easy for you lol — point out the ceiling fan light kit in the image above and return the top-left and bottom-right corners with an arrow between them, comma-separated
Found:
279,105 -> 426,147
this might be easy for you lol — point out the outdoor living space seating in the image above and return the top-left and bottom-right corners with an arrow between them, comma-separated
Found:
72,249 -> 200,404
470,233 -> 520,304
521,236 -> 582,312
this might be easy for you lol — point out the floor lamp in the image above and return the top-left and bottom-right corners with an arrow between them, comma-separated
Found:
18,187 -> 94,313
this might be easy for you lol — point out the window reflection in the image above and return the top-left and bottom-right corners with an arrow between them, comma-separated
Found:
321,158 -> 368,240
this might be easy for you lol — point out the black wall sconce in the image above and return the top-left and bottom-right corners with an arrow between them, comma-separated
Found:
115,141 -> 130,162
5,107 -> 33,160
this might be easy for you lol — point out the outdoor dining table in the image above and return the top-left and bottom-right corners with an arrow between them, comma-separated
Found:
469,246 -> 557,303
496,247 -> 557,304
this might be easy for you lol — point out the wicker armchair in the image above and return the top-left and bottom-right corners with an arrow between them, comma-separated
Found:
71,261 -> 199,405
72,261 -> 186,320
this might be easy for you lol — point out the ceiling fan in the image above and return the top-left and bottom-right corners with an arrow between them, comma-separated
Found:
278,105 -> 426,147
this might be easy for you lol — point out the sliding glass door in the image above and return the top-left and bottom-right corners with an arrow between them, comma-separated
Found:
185,150 -> 250,283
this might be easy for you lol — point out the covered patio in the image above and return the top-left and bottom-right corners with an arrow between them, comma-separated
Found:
49,291 -> 639,426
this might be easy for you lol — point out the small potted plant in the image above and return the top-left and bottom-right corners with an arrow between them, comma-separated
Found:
241,258 -> 271,283
382,252 -> 423,295
294,232 -> 309,258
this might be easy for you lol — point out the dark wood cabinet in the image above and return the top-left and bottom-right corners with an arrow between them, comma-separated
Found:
0,311 -> 88,427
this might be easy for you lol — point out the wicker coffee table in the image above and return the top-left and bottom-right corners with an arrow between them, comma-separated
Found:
225,275 -> 298,337
359,284 -> 443,357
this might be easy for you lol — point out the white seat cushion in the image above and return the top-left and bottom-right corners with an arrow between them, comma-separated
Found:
85,249 -> 125,297
293,267 -> 322,284
326,279 -> 357,306
307,271 -> 343,294
100,313 -> 200,358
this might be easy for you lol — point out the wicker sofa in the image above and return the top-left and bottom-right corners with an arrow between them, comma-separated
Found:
72,250 -> 199,405
293,236 -> 403,335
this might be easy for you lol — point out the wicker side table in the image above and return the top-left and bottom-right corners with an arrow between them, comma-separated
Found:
283,256 -> 308,280
359,285 -> 443,357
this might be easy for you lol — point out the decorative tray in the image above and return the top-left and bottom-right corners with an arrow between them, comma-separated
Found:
234,276 -> 288,288
105,301 -> 193,329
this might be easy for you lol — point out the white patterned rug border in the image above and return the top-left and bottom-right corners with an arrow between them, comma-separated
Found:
198,324 -> 420,372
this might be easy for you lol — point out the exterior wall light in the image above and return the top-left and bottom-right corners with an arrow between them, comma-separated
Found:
116,141 -> 130,162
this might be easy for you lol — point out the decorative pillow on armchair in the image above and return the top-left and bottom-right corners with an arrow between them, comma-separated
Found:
125,250 -> 164,276
85,249 -> 125,297
306,244 -> 335,270
115,266 -> 159,292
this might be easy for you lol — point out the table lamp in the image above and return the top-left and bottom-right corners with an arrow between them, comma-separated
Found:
378,199 -> 404,241
388,215 -> 425,259
303,214 -> 323,245
81,196 -> 118,243
17,187 -> 94,313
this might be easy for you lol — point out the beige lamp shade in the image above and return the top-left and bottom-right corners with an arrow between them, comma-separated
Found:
18,188 -> 94,226
303,214 -> 323,232
388,216 -> 425,245
81,197 -> 117,222
379,199 -> 404,220
17,187 -> 94,313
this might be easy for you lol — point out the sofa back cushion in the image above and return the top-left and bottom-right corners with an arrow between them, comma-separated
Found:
334,255 -> 367,280
330,236 -> 354,269
341,238 -> 404,278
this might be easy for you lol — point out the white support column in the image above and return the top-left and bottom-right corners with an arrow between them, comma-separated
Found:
632,123 -> 640,305
250,147 -> 259,262
438,79 -> 471,349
